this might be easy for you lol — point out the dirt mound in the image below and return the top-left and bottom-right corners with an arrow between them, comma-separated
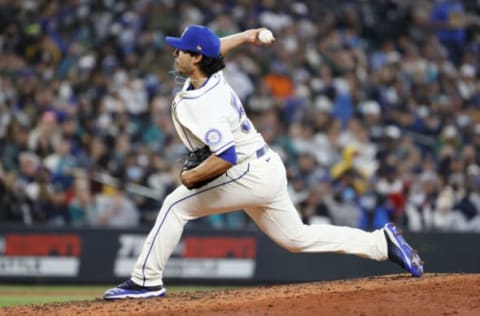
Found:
2,273 -> 479,316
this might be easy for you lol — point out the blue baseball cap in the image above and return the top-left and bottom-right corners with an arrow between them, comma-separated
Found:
165,25 -> 220,58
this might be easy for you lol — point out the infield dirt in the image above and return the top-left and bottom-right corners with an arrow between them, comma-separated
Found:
1,273 -> 479,315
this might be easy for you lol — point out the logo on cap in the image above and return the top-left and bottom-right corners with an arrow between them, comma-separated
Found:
165,25 -> 220,58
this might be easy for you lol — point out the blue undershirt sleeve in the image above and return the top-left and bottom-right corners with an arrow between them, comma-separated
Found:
217,145 -> 237,164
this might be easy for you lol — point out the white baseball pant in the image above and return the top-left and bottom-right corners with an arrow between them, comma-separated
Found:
131,150 -> 388,287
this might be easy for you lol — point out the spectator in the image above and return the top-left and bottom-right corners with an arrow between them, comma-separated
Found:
68,174 -> 96,227
45,182 -> 70,226
405,170 -> 441,231
16,152 -> 41,197
375,164 -> 406,223
1,1 -> 479,232
142,96 -> 170,153
430,0 -> 467,65
300,180 -> 333,225
358,189 -> 391,231
262,61 -> 294,100
43,136 -> 78,189
324,184 -> 362,227
93,184 -> 140,228
27,111 -> 61,158
1,120 -> 30,172
0,163 -> 32,224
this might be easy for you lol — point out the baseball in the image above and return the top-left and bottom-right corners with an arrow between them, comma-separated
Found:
258,29 -> 274,44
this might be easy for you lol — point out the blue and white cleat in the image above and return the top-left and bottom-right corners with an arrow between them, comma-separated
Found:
384,223 -> 424,277
103,279 -> 166,300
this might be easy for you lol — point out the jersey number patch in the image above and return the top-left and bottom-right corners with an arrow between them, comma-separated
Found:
231,93 -> 251,134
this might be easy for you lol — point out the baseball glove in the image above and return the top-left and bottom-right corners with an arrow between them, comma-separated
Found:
182,146 -> 219,189
183,146 -> 212,170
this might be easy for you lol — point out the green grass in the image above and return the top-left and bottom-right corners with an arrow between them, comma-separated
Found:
0,284 -> 242,307
0,285 -> 108,292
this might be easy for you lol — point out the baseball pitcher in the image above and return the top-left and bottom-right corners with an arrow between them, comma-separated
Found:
104,25 -> 423,300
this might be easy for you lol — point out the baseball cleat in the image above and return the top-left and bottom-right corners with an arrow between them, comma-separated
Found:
103,279 -> 166,300
384,223 -> 424,277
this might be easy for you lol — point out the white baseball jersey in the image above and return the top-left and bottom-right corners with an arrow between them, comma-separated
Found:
130,70 -> 389,288
171,71 -> 264,161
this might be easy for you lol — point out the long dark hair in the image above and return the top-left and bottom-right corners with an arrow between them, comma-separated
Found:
185,51 -> 225,76
198,55 -> 225,76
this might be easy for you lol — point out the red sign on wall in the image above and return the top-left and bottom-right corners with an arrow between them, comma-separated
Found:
5,234 -> 82,257
183,237 -> 256,258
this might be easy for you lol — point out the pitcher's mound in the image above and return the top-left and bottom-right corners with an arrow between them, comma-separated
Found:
3,273 -> 480,315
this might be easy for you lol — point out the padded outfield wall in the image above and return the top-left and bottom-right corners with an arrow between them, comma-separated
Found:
0,225 -> 478,284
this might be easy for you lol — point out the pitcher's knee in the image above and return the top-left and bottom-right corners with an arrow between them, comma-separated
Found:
160,195 -> 188,222
277,237 -> 309,253
162,194 -> 176,209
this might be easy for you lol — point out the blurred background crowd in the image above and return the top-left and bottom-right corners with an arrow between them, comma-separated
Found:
0,0 -> 479,232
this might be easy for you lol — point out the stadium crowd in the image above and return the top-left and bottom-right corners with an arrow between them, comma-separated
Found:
0,0 -> 479,232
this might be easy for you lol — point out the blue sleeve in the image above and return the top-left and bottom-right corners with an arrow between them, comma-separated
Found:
218,145 -> 237,164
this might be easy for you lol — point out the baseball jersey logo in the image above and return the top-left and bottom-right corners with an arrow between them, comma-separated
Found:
205,128 -> 222,146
